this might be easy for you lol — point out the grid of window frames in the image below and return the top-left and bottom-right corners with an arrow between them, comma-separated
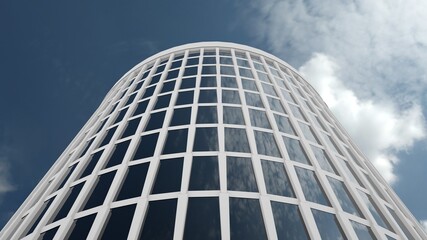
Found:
3,43 -> 425,240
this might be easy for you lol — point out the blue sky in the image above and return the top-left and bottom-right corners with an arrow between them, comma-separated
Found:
1,0 -> 427,230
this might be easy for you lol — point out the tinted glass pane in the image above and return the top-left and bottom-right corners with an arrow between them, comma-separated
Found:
229,198 -> 267,240
311,146 -> 337,174
122,117 -> 141,139
223,106 -> 245,125
25,197 -> 55,235
222,90 -> 241,104
67,214 -> 96,240
142,85 -> 156,98
328,177 -> 363,217
312,209 -> 347,240
184,66 -> 198,76
170,107 -> 191,126
176,91 -> 194,105
203,56 -> 216,64
171,60 -> 182,69
295,167 -> 330,206
254,131 -> 282,157
351,221 -> 376,240
227,156 -> 258,192
271,202 -> 309,240
100,205 -> 136,240
133,133 -> 158,160
267,97 -> 285,113
104,140 -> 130,169
116,163 -> 150,200
261,160 -> 295,197
249,109 -> 271,129
262,83 -> 277,96
186,58 -> 199,66
274,114 -> 295,135
242,79 -> 258,91
239,68 -> 254,78
166,70 -> 179,80
56,164 -> 77,191
79,138 -> 95,158
145,111 -> 166,131
152,158 -> 183,194
220,57 -> 233,64
224,128 -> 250,153
283,137 -> 310,165
299,123 -> 319,144
200,76 -> 217,87
162,129 -> 188,154
193,127 -> 218,151
202,66 -> 216,75
199,90 -> 217,103
154,94 -> 171,110
338,158 -> 364,187
139,199 -> 177,240
52,183 -> 84,222
358,190 -> 393,231
189,156 -> 219,190
161,81 -> 176,93
221,66 -> 236,76
38,226 -> 58,240
133,101 -> 149,116
113,108 -> 127,124
180,77 -> 196,89
322,133 -> 343,155
83,171 -> 116,210
387,207 -> 416,240
100,126 -> 117,147
290,105 -> 307,121
184,197 -> 221,240
196,106 -> 218,123
245,92 -> 263,108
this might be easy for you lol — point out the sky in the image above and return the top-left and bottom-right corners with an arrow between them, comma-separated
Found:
1,0 -> 427,231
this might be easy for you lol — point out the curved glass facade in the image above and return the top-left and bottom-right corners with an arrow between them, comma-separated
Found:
1,42 -> 426,240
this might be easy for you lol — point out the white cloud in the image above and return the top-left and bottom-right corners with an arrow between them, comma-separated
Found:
299,53 -> 425,183
421,220 -> 427,233
0,159 -> 14,195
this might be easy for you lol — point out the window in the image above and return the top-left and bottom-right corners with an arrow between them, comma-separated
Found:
176,90 -> 194,105
100,205 -> 136,240
113,108 -> 128,124
121,117 -> 141,139
196,106 -> 218,124
242,79 -> 258,91
184,66 -> 198,76
387,207 -> 416,240
154,94 -> 171,110
267,97 -> 285,113
220,57 -> 233,65
223,106 -> 245,125
189,156 -> 219,190
328,177 -> 363,217
166,70 -> 179,80
312,209 -> 347,240
39,226 -> 59,240
221,76 -> 238,88
351,221 -> 376,240
254,131 -> 282,157
184,197 -> 221,240
51,183 -> 84,222
145,111 -> 166,131
202,66 -> 216,75
299,123 -> 319,144
283,137 -> 310,165
249,109 -> 271,129
222,90 -> 241,104
163,129 -> 188,154
229,198 -> 267,240
245,92 -> 263,108
82,171 -> 116,210
99,126 -> 117,147
170,107 -> 191,126
227,156 -> 258,192
199,90 -> 217,103
203,56 -> 216,64
104,140 -> 131,169
152,158 -> 183,194
193,127 -> 219,151
180,77 -> 196,89
142,85 -> 156,98
295,167 -> 330,206
161,80 -> 176,93
55,164 -> 77,191
311,146 -> 337,174
261,160 -> 295,197
338,158 -> 364,187
132,100 -> 149,116
67,214 -> 97,240
271,202 -> 309,240
358,190 -> 393,231
224,128 -> 251,153
139,199 -> 177,240
200,76 -> 217,87
24,197 -> 55,236
133,133 -> 159,160
221,66 -> 235,76
79,138 -> 95,158
289,105 -> 307,121
116,163 -> 150,200
322,133 -> 343,155
186,58 -> 199,66
274,114 -> 295,135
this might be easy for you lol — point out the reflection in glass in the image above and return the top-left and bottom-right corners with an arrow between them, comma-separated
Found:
261,160 -> 295,197
249,109 -> 271,129
351,221 -> 376,240
242,79 -> 258,91
145,111 -> 166,131
245,92 -> 263,108
295,167 -> 330,206
299,122 -> 319,144
25,197 -> 55,236
193,127 -> 218,151
100,205 -> 136,240
154,94 -> 171,110
152,158 -> 183,194
122,117 -> 141,138
39,226 -> 59,240
327,177 -> 363,217
222,90 -> 241,104
133,133 -> 159,159
387,207 -> 416,240
82,171 -> 116,210
176,91 -> 194,105
229,198 -> 267,240
189,156 -> 219,190
184,197 -> 221,240
139,199 -> 177,240
227,156 -> 258,192
67,214 -> 97,240
312,209 -> 347,240
262,83 -> 277,96
221,76 -> 238,88
267,97 -> 285,113
223,106 -> 245,125
254,131 -> 282,157
271,201 -> 309,240
289,105 -> 307,121
221,66 -> 236,76
311,146 -> 337,174
199,90 -> 217,103
283,137 -> 310,165
116,163 -> 150,200
51,182 -> 84,222
337,158 -> 364,187
358,190 -> 393,231
104,140 -> 131,169
170,107 -> 192,126
200,76 -> 217,87
274,114 -> 295,135
322,133 -> 343,155
224,128 -> 251,153
162,129 -> 188,154
132,100 -> 149,116
196,106 -> 218,124
100,126 -> 117,147
180,77 -> 196,89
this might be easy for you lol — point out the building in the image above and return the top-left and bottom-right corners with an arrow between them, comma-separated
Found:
1,42 -> 426,240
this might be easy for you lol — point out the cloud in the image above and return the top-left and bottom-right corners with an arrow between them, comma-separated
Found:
421,220 -> 427,233
0,158 -> 14,195
299,53 -> 425,183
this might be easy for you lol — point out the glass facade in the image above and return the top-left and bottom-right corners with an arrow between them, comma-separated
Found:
1,42 -> 425,240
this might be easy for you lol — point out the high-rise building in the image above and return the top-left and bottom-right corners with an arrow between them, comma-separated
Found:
1,42 -> 426,240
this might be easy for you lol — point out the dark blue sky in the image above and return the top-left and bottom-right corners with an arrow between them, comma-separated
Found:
1,0 -> 426,229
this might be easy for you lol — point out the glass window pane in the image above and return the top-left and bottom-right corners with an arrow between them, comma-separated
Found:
180,77 -> 196,89
51,183 -> 84,222
200,76 -> 217,87
142,85 -> 156,98
154,94 -> 171,110
220,57 -> 233,64
271,202 -> 309,240
100,126 -> 117,147
327,177 -> 363,217
152,158 -> 183,194
267,97 -> 285,113
55,164 -> 77,191
311,146 -> 337,174
67,214 -> 97,240
133,133 -> 159,160
193,127 -> 218,151
351,221 -> 376,240
83,171 -> 116,210
299,123 -> 319,144
239,68 -> 254,78
224,128 -> 251,153
222,90 -> 241,104
358,190 -> 393,231
161,81 -> 176,93
223,106 -> 245,125
322,133 -> 343,155
113,108 -> 127,124
196,106 -> 218,124
104,140 -> 131,169
145,111 -> 166,131
184,197 -> 221,240
199,90 -> 217,103
202,66 -> 216,75
100,205 -> 136,240
116,163 -> 150,200
312,209 -> 347,240
122,117 -> 141,138
166,70 -> 179,80
227,156 -> 258,192
221,76 -> 238,88
283,137 -> 310,165
387,207 -> 416,240
139,199 -> 177,240
184,66 -> 198,76
221,66 -> 235,76
245,92 -> 263,108
176,91 -> 194,105
290,105 -> 307,121
203,57 -> 216,64
162,129 -> 188,154
132,100 -> 149,116
274,114 -> 295,135
189,156 -> 219,190
261,83 -> 277,96
25,197 -> 55,236
254,131 -> 282,158
249,109 -> 271,129
229,198 -> 267,240
170,107 -> 192,126
39,226 -> 59,240
338,158 -> 364,187
261,160 -> 295,197
186,58 -> 199,66
242,79 -> 258,91
295,167 -> 330,206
